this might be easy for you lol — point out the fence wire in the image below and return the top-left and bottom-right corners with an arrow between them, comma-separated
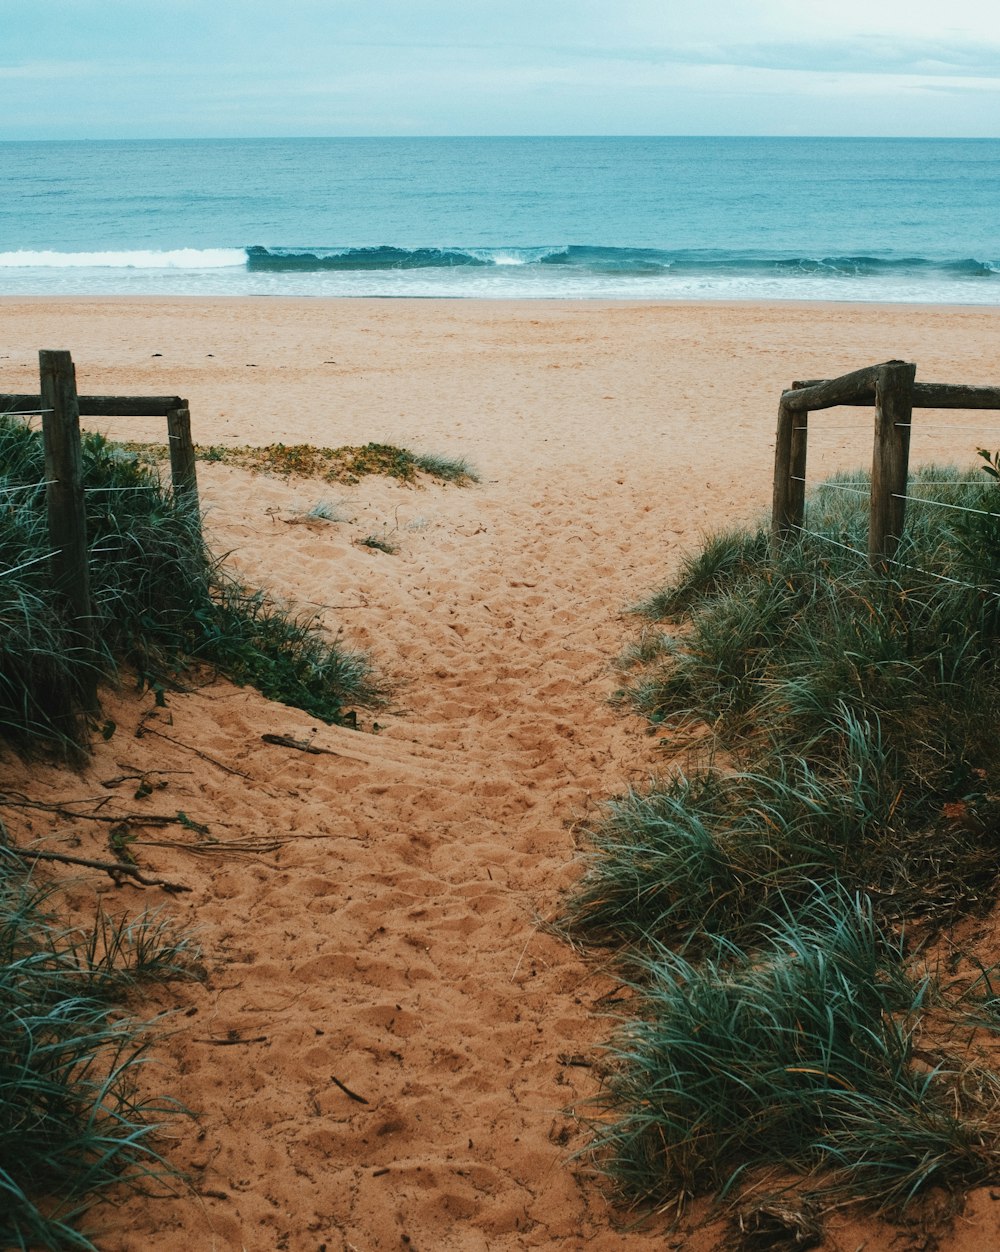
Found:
791,522 -> 1000,598
0,551 -> 62,579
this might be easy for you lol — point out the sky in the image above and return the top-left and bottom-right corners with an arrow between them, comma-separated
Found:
2,0 -> 999,140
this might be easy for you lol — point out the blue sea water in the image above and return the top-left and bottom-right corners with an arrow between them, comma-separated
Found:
1,136 -> 998,302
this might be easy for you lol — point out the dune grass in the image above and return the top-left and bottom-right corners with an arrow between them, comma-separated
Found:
579,464 -> 1000,939
0,415 -> 385,753
590,888 -> 1000,1217
124,439 -> 480,486
0,848 -> 197,1250
563,461 -> 1000,1226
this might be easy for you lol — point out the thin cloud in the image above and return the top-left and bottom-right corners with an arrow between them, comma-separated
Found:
564,36 -> 1000,79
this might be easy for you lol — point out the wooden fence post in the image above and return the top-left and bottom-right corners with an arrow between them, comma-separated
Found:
772,393 -> 800,544
165,403 -> 201,539
39,349 -> 98,712
789,406 -> 808,536
869,360 -> 915,567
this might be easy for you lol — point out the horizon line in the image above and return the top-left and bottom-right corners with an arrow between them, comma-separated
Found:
2,132 -> 998,144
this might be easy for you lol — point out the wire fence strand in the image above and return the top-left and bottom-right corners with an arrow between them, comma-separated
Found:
0,480 -> 58,495
892,493 -> 1000,517
793,523 -> 1000,598
0,551 -> 61,579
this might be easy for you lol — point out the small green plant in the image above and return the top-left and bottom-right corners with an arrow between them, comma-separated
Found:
409,451 -> 480,484
357,530 -> 399,555
301,500 -> 345,522
977,447 -> 1000,481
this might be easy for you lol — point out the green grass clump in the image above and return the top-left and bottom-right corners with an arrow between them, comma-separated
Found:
196,584 -> 383,721
564,460 -> 1000,1226
0,848 -> 197,1249
591,889 -> 999,1216
0,415 -> 384,752
356,531 -> 400,555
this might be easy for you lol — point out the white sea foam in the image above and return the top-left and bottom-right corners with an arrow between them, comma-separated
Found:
463,246 -> 569,267
0,248 -> 246,270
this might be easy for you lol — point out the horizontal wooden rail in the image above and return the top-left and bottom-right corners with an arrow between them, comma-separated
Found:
791,380 -> 1000,410
1,394 -> 187,418
781,364 -> 885,413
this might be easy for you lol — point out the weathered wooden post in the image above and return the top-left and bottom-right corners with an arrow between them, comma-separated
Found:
165,402 -> 202,540
39,349 -> 98,712
869,360 -> 915,567
772,392 -> 804,545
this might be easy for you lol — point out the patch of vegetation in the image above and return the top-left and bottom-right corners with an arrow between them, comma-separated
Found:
0,847 -> 197,1249
356,531 -> 399,555
563,460 -> 1000,1227
298,500 -> 346,523
589,888 -> 1000,1216
594,463 -> 1000,932
124,440 -> 480,486
197,584 -> 382,721
0,416 -> 385,754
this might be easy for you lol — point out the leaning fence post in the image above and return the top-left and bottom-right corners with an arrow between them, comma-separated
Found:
165,403 -> 201,540
869,360 -> 916,568
39,349 -> 98,712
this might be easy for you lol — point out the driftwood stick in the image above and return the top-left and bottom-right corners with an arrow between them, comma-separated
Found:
0,844 -> 192,893
261,733 -> 338,756
0,792 -> 208,829
194,1035 -> 268,1046
101,769 -> 194,788
330,1075 -> 369,1104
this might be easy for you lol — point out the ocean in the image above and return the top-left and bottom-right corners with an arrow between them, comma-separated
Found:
1,136 -> 998,303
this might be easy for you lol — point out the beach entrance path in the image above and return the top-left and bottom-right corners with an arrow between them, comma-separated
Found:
2,297 -> 996,1251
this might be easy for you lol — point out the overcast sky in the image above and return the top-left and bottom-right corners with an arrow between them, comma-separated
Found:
2,0 -> 999,140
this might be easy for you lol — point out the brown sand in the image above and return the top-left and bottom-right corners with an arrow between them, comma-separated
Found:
2,298 -> 1000,1250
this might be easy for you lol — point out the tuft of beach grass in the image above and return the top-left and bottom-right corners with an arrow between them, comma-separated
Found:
0,847 -> 199,1249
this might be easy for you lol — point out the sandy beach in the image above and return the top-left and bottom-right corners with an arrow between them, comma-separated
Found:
3,296 -> 1000,1250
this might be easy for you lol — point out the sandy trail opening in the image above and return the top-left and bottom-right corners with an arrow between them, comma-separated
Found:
16,464 -> 681,1252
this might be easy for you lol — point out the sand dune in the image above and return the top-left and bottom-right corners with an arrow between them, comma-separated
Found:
2,297 -> 999,1250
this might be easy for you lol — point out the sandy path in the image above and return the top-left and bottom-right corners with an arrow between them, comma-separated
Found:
2,298 -> 999,1250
